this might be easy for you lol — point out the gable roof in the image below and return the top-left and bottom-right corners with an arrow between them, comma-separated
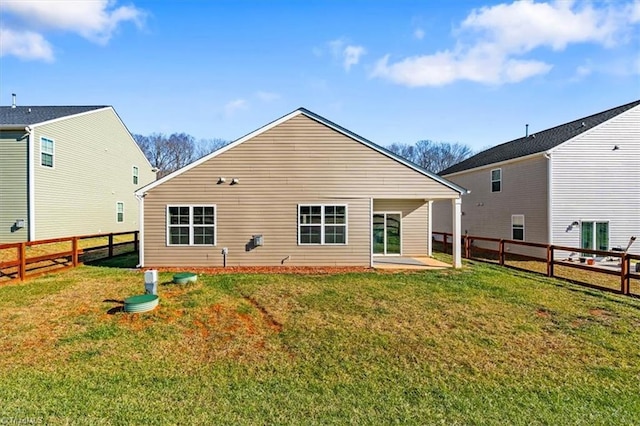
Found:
440,99 -> 640,176
0,106 -> 108,127
137,107 -> 467,195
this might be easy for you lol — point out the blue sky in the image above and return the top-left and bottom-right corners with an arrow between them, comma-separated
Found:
1,0 -> 639,151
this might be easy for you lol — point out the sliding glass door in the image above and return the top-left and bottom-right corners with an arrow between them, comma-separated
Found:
373,213 -> 401,255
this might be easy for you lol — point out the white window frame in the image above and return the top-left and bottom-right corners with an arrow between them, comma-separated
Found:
511,214 -> 524,241
116,202 -> 124,223
298,204 -> 348,245
166,205 -> 216,246
580,220 -> 609,252
133,166 -> 139,185
491,168 -> 501,193
41,137 -> 55,168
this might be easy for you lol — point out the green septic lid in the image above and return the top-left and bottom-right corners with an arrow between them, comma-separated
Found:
173,272 -> 196,279
124,294 -> 159,304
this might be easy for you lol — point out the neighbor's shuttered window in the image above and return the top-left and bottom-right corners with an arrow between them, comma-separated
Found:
298,205 -> 347,245
167,205 -> 216,246
41,137 -> 54,167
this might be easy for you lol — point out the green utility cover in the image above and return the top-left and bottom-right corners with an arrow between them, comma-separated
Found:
124,294 -> 159,304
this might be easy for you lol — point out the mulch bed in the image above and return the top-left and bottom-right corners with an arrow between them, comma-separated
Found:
151,266 -> 376,275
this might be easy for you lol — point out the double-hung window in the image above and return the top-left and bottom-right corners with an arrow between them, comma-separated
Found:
41,137 -> 54,167
133,166 -> 139,185
511,214 -> 524,241
491,168 -> 501,192
298,205 -> 347,245
116,202 -> 124,223
167,205 -> 216,246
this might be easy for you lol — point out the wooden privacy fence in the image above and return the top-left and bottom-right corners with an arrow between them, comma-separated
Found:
0,231 -> 139,284
433,231 -> 640,296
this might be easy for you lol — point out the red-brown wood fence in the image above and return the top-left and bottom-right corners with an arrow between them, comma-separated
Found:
0,231 -> 138,284
433,231 -> 639,297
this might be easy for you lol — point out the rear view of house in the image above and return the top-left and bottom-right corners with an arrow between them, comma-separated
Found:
433,99 -> 640,256
0,98 -> 156,242
136,108 -> 467,268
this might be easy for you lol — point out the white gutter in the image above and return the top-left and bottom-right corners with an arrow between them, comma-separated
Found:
369,197 -> 373,268
136,193 -> 145,267
26,126 -> 36,241
544,152 -> 553,246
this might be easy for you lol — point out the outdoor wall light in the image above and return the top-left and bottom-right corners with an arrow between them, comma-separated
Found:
15,219 -> 24,229
612,145 -> 620,151
217,177 -> 226,184
231,178 -> 239,185
571,221 -> 580,226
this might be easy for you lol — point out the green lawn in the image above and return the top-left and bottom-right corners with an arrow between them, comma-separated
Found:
1,258 -> 639,424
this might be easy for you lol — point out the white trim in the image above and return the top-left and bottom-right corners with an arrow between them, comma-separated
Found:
136,108 -> 467,197
427,200 -> 433,256
452,198 -> 462,268
545,153 -> 553,245
369,198 -> 373,267
372,211 -> 403,256
26,126 -> 35,241
116,201 -> 125,223
137,194 -> 144,267
166,205 -> 217,246
511,214 -> 525,241
297,204 -> 348,245
40,136 -> 55,168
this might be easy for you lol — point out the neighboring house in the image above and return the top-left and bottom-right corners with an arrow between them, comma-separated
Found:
0,100 -> 156,242
433,99 -> 640,257
135,108 -> 467,268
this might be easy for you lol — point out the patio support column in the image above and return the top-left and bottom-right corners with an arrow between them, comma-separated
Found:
427,200 -> 433,256
452,197 -> 462,268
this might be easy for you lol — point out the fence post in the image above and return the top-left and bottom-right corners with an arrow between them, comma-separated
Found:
499,240 -> 505,266
18,242 -> 26,281
72,237 -> 79,267
134,231 -> 139,252
546,245 -> 554,277
621,253 -> 629,295
464,235 -> 470,259
444,234 -> 449,255
108,233 -> 114,258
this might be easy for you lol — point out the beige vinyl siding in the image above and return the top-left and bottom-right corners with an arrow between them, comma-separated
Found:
0,131 -> 29,242
144,114 -> 459,266
373,199 -> 427,256
551,105 -> 640,255
433,155 -> 548,257
33,108 -> 155,239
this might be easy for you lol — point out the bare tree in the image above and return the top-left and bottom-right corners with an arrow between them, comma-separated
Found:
133,132 -> 197,178
195,138 -> 229,159
387,140 -> 473,174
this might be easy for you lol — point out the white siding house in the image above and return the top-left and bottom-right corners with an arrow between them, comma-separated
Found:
433,99 -> 640,257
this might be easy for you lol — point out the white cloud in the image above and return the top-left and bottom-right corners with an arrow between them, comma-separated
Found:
255,91 -> 280,102
372,0 -> 639,87
0,28 -> 53,61
414,28 -> 425,40
329,38 -> 366,71
224,99 -> 248,116
0,0 -> 145,61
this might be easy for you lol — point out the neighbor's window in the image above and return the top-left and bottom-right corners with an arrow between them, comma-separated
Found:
581,221 -> 608,251
133,166 -> 139,185
491,168 -> 501,192
167,205 -> 216,246
511,214 -> 524,240
41,137 -> 54,167
116,202 -> 124,223
298,204 -> 347,245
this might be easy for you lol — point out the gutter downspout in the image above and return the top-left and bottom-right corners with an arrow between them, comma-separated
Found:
135,193 -> 145,267
544,152 -> 553,246
26,126 -> 35,241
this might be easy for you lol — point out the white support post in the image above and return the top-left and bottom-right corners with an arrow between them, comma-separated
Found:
452,198 -> 462,268
427,200 -> 433,256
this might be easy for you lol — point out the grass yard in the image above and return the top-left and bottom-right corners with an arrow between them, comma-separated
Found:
1,257 -> 640,424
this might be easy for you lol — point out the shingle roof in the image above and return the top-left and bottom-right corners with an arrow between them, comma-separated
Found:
0,106 -> 108,126
440,99 -> 640,176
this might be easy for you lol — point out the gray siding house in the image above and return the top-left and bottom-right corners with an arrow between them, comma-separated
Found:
433,100 -> 640,256
0,102 -> 156,242
136,108 -> 467,268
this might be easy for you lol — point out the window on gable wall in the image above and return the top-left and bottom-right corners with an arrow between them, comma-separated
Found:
491,168 -> 501,192
133,166 -> 139,185
41,137 -> 54,167
512,214 -> 524,241
116,202 -> 124,223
